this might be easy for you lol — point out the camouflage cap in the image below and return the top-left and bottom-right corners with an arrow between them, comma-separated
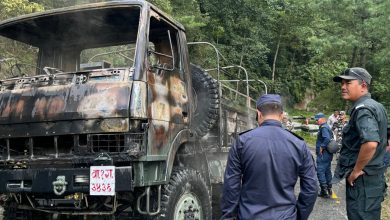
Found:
333,67 -> 372,85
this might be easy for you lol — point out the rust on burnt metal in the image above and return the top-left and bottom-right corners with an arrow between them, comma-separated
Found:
0,69 -> 135,135
146,71 -> 189,155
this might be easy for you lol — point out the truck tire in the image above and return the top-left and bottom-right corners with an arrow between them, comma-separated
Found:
3,201 -> 48,220
157,167 -> 212,220
190,64 -> 219,137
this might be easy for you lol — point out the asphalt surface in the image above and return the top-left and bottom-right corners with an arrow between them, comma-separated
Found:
306,155 -> 348,220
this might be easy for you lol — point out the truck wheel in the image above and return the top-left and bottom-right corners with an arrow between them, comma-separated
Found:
190,64 -> 219,137
157,167 -> 212,220
3,201 -> 49,220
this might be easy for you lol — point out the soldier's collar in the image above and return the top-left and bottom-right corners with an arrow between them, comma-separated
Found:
260,119 -> 282,127
319,122 -> 327,127
348,93 -> 371,115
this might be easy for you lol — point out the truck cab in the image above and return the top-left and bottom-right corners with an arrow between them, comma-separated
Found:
0,1 -> 257,219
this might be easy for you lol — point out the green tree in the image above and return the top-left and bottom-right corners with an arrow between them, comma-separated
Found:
0,0 -> 43,20
1,0 -> 390,111
307,0 -> 390,109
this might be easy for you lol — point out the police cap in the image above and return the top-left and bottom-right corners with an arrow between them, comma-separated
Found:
314,112 -> 325,120
333,67 -> 372,85
256,94 -> 282,108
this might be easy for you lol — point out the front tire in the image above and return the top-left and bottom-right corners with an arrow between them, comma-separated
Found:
157,167 -> 212,220
3,201 -> 49,220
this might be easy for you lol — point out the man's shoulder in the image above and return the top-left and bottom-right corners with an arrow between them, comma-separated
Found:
360,98 -> 386,110
284,129 -> 305,141
239,128 -> 254,136
356,99 -> 387,118
236,128 -> 258,141
320,123 -> 332,130
239,126 -> 300,140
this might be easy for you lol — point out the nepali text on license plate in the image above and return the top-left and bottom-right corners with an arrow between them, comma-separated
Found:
90,166 -> 115,195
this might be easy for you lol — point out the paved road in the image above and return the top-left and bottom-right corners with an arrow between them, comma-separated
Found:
307,158 -> 348,220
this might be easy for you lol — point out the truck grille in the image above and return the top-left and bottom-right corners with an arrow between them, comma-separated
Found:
0,133 -> 144,161
89,133 -> 144,154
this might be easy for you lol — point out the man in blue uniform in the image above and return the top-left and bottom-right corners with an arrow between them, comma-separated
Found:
221,94 -> 317,220
314,112 -> 333,198
332,67 -> 388,220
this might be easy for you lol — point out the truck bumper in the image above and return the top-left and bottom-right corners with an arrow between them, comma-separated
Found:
0,166 -> 132,193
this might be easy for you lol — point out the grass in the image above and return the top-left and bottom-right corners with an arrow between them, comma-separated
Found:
294,131 -> 317,147
287,109 -> 316,119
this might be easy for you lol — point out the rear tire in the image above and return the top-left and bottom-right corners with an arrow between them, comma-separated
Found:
156,167 -> 212,220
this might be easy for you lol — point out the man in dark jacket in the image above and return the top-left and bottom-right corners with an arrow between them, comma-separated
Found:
221,94 -> 317,220
315,112 -> 333,198
332,67 -> 388,220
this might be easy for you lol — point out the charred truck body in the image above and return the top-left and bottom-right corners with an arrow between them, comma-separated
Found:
0,1 -> 257,219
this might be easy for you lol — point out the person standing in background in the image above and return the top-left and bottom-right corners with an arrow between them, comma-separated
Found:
332,67 -> 388,220
327,110 -> 339,129
315,112 -> 334,198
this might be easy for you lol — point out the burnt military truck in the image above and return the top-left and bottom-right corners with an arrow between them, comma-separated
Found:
0,1 -> 259,219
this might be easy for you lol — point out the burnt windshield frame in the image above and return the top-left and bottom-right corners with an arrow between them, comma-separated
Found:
0,6 -> 141,74
0,6 -> 141,48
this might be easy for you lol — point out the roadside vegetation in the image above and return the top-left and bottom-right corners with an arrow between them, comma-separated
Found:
1,0 -> 390,113
295,131 -> 316,147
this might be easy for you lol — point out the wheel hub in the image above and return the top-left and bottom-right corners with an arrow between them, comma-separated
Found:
174,192 -> 202,220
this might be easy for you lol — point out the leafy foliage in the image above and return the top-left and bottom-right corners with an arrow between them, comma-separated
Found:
0,0 -> 43,20
1,0 -> 390,111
